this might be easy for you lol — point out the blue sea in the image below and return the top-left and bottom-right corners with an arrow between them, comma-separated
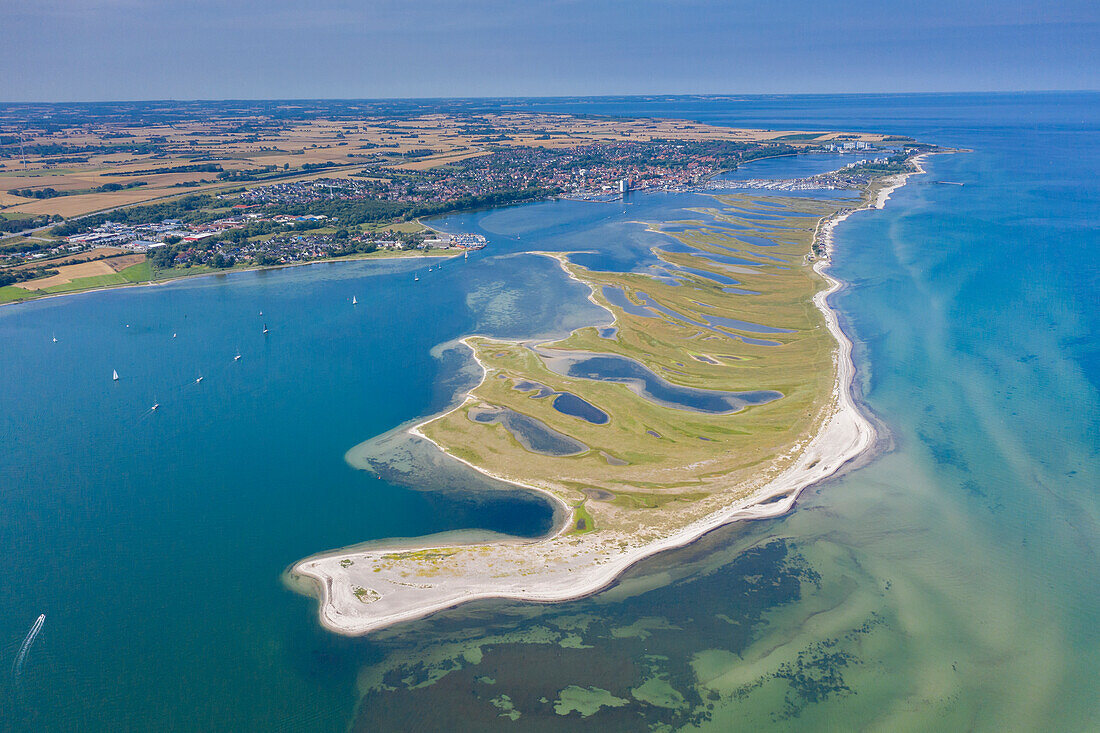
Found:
1,93 -> 1097,730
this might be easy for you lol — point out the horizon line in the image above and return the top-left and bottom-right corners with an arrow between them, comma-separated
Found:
1,89 -> 1098,107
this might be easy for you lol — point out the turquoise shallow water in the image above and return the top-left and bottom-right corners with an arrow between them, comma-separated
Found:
1,93 -> 1098,730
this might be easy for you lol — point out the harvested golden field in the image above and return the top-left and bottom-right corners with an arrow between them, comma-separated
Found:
11,246 -> 125,270
103,253 -> 145,271
392,149 -> 490,170
14,259 -> 119,289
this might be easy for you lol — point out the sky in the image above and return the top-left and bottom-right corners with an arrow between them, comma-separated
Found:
1,0 -> 1097,101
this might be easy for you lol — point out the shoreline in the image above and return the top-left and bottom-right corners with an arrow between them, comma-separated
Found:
0,249 -> 458,310
290,158 -> 930,636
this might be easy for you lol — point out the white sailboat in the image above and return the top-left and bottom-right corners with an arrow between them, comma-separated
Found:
172,333 -> 177,338
262,324 -> 269,334
414,273 -> 420,282
464,250 -> 468,260
234,351 -> 242,361
112,369 -> 119,381
352,296 -> 358,305
51,335 -> 57,343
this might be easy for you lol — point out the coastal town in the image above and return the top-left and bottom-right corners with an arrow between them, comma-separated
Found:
0,207 -> 485,288
7,148 -> 904,273
0,105 -> 910,300
38,213 -> 480,265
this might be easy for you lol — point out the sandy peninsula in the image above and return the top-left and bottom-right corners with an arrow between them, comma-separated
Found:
290,161 -> 927,636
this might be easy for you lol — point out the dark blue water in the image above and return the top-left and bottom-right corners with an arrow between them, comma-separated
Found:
551,393 -> 609,425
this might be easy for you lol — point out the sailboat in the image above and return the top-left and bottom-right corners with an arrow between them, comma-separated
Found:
414,273 -> 420,282
262,324 -> 269,334
112,369 -> 119,381
195,375 -> 204,384
464,250 -> 468,260
151,402 -> 159,411
352,296 -> 358,305
51,335 -> 57,343
234,351 -> 242,361
172,333 -> 177,338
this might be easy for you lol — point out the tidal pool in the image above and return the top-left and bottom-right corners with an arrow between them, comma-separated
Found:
510,379 -> 611,425
552,393 -> 609,425
468,405 -> 588,456
736,234 -> 782,247
538,350 -> 782,414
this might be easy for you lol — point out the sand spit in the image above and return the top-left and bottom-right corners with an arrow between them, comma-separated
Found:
291,161 -> 928,636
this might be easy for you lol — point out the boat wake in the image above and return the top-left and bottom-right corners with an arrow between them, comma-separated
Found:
12,613 -> 45,686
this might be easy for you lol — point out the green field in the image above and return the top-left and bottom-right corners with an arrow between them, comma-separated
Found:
119,260 -> 151,282
0,286 -> 30,303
